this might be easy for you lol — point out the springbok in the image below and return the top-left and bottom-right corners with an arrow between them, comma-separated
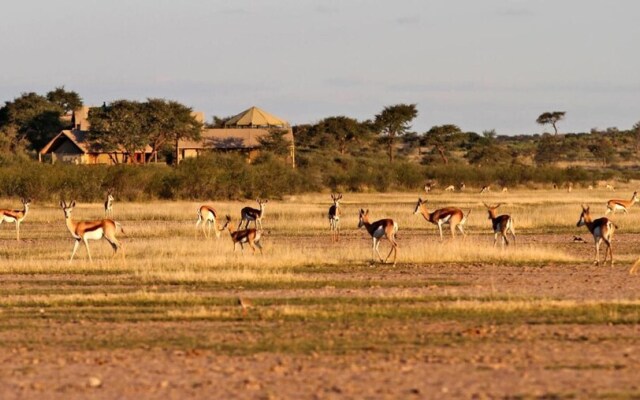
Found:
0,198 -> 31,241
630,257 -> 640,275
413,198 -> 469,240
221,215 -> 263,254
577,204 -> 616,266
480,185 -> 491,194
605,191 -> 639,215
501,187 -> 508,193
328,193 -> 342,242
196,205 -> 221,238
484,203 -> 516,247
238,199 -> 268,230
444,185 -> 455,192
60,200 -> 124,262
358,209 -> 398,265
606,184 -> 615,191
104,188 -> 114,217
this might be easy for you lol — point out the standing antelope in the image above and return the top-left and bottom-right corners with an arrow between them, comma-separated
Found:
605,191 -> 638,215
328,193 -> 342,242
357,209 -> 398,265
238,198 -> 268,230
424,183 -> 433,193
0,198 -> 31,241
196,205 -> 221,238
577,204 -> 616,266
444,185 -> 455,192
104,188 -> 114,217
413,198 -> 469,240
501,187 -> 508,193
458,182 -> 466,191
480,185 -> 491,194
221,215 -> 263,254
60,200 -> 124,262
606,184 -> 615,191
567,183 -> 573,193
484,203 -> 516,247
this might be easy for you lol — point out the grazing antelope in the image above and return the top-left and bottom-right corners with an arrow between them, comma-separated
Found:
458,182 -> 466,191
605,191 -> 638,215
576,204 -> 616,266
484,203 -> 516,247
196,205 -> 221,238
444,185 -> 455,192
480,185 -> 491,194
328,193 -> 342,242
606,184 -> 615,191
60,200 -> 124,262
357,209 -> 398,265
0,198 -> 31,241
588,185 -> 594,190
238,198 -> 268,230
413,198 -> 469,240
221,215 -> 263,254
502,187 -> 508,193
104,188 -> 114,217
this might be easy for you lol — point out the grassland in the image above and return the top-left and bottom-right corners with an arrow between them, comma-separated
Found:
1,187 -> 640,399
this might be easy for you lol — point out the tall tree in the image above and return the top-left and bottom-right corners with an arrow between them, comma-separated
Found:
374,104 -> 418,162
87,100 -> 149,164
46,86 -> 83,114
0,92 -> 63,151
423,124 -> 463,164
145,99 -> 202,162
309,116 -> 370,155
536,111 -> 566,135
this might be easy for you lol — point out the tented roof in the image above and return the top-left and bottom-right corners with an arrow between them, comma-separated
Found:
224,106 -> 289,128
179,128 -> 293,150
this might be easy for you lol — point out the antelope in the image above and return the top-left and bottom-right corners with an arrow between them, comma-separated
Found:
630,257 -> 640,275
605,191 -> 638,215
104,188 -> 114,217
424,183 -> 433,193
458,182 -> 466,191
0,198 -> 31,241
413,198 -> 469,240
480,185 -> 491,194
588,185 -> 594,190
196,205 -> 221,238
567,183 -> 573,193
357,209 -> 398,265
444,185 -> 455,192
576,204 -> 616,266
484,203 -> 516,247
502,187 -> 508,193
221,215 -> 263,254
238,198 -> 268,230
606,184 -> 615,191
328,193 -> 342,242
60,200 -> 124,262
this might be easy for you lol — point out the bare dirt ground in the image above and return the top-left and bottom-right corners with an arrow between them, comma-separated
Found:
1,232 -> 640,399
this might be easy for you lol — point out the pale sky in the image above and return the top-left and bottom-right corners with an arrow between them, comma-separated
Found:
2,0 -> 639,135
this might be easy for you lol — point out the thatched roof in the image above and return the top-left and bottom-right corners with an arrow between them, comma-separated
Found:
40,130 -> 153,155
179,128 -> 293,150
224,106 -> 289,128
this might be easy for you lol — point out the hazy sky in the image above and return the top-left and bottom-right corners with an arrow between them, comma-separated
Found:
2,0 -> 639,134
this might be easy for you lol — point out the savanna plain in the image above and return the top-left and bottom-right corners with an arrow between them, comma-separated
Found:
2,189 -> 640,399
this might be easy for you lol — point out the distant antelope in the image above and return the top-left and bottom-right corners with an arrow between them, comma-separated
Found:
328,193 -> 342,242
413,198 -> 469,240
104,188 -> 114,217
424,183 -> 433,193
501,187 -> 508,193
552,183 -> 558,190
458,182 -> 466,191
567,183 -> 573,193
577,204 -> 616,266
484,203 -> 516,247
60,200 -> 124,262
480,185 -> 491,194
630,257 -> 640,275
605,191 -> 639,215
221,215 -> 263,254
588,185 -> 594,190
0,198 -> 31,241
606,184 -> 615,191
196,205 -> 221,238
357,209 -> 398,265
238,199 -> 268,230
444,185 -> 455,192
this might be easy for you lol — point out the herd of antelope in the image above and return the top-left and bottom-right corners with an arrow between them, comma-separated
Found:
0,187 -> 639,272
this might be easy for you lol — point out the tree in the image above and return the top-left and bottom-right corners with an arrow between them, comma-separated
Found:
257,129 -> 291,157
0,92 -> 64,151
87,100 -> 149,164
466,130 -> 512,165
633,121 -> 640,154
423,124 -> 463,164
144,99 -> 202,163
374,104 -> 418,162
46,86 -> 83,114
589,137 -> 616,166
306,116 -> 370,155
534,133 -> 563,165
536,111 -> 566,135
